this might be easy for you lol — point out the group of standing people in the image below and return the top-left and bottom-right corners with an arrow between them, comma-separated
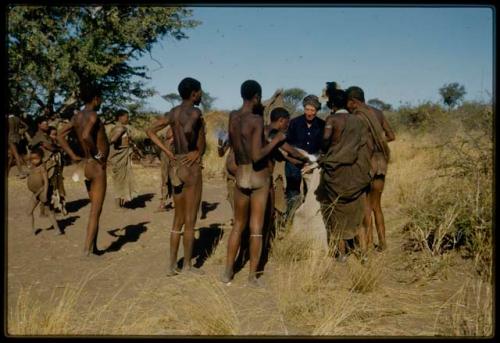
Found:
13,76 -> 395,289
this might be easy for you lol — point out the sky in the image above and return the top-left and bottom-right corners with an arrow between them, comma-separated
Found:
132,6 -> 494,112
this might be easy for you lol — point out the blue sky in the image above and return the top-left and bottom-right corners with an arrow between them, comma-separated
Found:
133,6 -> 494,112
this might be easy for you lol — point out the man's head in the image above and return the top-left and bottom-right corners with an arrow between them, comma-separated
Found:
80,83 -> 103,110
36,116 -> 49,133
115,109 -> 129,125
326,88 -> 348,112
270,107 -> 291,131
302,95 -> 321,121
178,77 -> 202,106
241,80 -> 263,114
346,86 -> 365,113
48,126 -> 57,142
30,146 -> 44,167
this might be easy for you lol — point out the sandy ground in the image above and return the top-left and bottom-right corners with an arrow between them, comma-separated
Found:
6,160 -> 483,336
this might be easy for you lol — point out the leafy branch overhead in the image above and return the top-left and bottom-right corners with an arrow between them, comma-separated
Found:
7,6 -> 200,118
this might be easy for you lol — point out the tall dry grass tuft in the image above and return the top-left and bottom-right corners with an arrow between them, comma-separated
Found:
202,111 -> 229,178
348,254 -> 385,294
174,276 -> 240,335
434,277 -> 493,337
8,271 -> 95,335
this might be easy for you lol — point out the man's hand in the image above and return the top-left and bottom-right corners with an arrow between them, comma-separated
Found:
274,131 -> 287,143
181,150 -> 200,166
164,148 -> 176,161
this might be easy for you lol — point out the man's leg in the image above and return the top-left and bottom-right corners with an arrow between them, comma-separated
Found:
370,177 -> 387,251
181,173 -> 203,274
83,163 -> 106,256
27,196 -> 40,235
357,193 -> 369,263
167,187 -> 186,276
222,186 -> 250,283
257,188 -> 274,275
248,184 -> 270,287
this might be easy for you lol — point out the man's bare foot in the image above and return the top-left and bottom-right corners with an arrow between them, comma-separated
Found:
376,243 -> 387,252
80,250 -> 100,260
155,204 -> 167,212
166,266 -> 181,277
335,254 -> 348,263
247,276 -> 266,289
220,269 -> 233,284
182,266 -> 205,276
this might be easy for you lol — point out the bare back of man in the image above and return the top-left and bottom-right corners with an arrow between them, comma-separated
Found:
222,102 -> 286,286
57,91 -> 109,257
146,78 -> 205,276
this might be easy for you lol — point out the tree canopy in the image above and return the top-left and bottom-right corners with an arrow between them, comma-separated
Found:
8,6 -> 200,118
439,83 -> 466,110
367,98 -> 393,111
282,87 -> 307,114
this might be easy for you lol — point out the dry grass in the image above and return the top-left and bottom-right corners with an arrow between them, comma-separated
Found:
8,104 -> 493,336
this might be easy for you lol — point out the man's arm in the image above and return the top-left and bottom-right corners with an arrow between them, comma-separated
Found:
280,142 -> 310,162
146,113 -> 175,160
251,116 -> 285,163
56,120 -> 81,162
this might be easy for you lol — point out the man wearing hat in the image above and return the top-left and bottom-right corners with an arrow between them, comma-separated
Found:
284,94 -> 325,223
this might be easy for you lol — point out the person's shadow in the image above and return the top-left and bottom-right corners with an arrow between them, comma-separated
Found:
38,215 -> 80,235
200,201 -> 219,219
176,223 -> 224,269
65,199 -> 90,213
123,193 -> 155,209
57,215 -> 80,234
103,221 -> 149,253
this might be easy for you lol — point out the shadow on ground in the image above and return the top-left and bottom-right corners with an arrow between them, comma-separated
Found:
65,199 -> 90,213
177,223 -> 224,269
103,221 -> 150,253
200,201 -> 219,219
124,193 -> 155,209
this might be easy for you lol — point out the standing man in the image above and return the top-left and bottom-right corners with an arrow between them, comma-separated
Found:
284,95 -> 324,223
109,109 -> 138,209
316,85 -> 372,262
57,83 -> 109,257
7,112 -> 29,178
346,86 -> 395,251
221,80 -> 286,287
146,77 -> 206,276
31,116 -> 67,216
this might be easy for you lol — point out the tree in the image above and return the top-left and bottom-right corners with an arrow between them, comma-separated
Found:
439,83 -> 466,110
283,87 -> 307,114
7,6 -> 200,117
367,98 -> 393,111
161,93 -> 182,108
200,91 -> 216,112
161,91 -> 216,112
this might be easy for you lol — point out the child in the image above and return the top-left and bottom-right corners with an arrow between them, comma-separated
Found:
27,147 -> 62,235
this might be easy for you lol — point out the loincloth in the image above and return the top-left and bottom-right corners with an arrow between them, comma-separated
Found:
371,151 -> 388,177
169,153 -> 201,188
235,164 -> 270,190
